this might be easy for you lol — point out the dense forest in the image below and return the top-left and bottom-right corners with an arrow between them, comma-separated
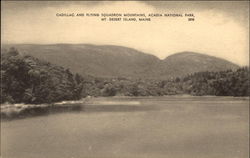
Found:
1,48 -> 249,104
1,48 -> 83,104
81,67 -> 249,97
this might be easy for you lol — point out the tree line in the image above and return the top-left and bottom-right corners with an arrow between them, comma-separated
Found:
1,48 -> 249,104
80,67 -> 249,97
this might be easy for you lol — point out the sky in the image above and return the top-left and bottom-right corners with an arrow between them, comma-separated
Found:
1,1 -> 249,66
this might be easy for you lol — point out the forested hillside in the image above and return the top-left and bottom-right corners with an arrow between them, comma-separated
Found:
1,48 -> 83,104
1,48 -> 248,105
80,67 -> 249,97
180,68 -> 249,96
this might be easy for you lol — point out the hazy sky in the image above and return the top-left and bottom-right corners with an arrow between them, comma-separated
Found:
1,1 -> 249,66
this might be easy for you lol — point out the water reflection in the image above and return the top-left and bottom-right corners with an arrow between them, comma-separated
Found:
1,101 -> 160,120
1,96 -> 248,121
1,97 -> 249,158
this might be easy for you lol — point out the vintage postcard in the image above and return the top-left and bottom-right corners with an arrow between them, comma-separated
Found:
1,1 -> 249,158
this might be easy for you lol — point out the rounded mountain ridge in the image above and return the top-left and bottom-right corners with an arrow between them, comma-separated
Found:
2,44 -> 239,79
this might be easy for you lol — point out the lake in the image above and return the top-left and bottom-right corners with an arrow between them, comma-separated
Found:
1,96 -> 249,158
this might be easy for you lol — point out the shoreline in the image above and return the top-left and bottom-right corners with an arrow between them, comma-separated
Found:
1,100 -> 85,120
1,96 -> 249,120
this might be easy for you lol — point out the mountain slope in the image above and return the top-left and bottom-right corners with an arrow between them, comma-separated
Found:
159,52 -> 239,78
2,44 -> 160,78
1,44 -> 239,79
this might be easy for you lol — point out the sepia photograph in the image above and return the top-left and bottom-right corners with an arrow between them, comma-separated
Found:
1,1 -> 249,158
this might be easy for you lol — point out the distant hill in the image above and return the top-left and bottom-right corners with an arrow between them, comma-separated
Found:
1,44 -> 239,79
159,52 -> 239,78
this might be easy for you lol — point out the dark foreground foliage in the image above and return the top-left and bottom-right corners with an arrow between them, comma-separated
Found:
1,48 -> 83,104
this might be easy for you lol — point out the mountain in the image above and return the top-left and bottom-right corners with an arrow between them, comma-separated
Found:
1,44 -> 160,78
159,52 -> 239,78
1,44 -> 239,79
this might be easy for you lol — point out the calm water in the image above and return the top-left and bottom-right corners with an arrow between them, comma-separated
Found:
1,96 -> 249,158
